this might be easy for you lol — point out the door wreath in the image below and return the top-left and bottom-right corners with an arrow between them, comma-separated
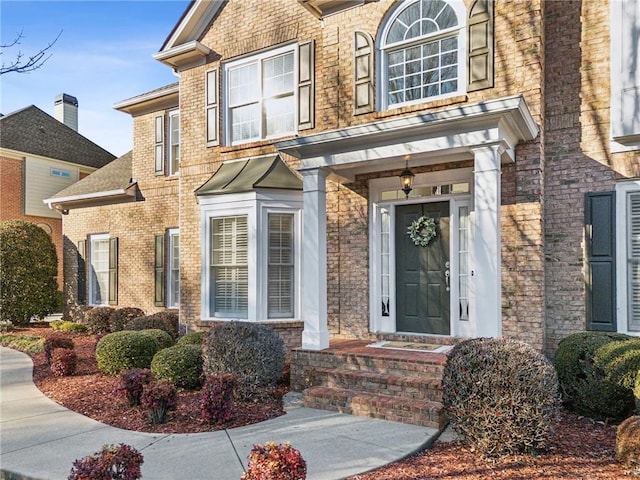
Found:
407,215 -> 438,247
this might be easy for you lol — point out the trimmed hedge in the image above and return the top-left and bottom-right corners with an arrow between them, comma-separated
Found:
140,329 -> 174,350
110,307 -> 145,332
593,338 -> 640,391
151,344 -> 203,390
83,306 -> 115,334
177,331 -> 206,347
95,331 -> 162,375
125,312 -> 178,340
553,332 -> 635,420
50,320 -> 87,333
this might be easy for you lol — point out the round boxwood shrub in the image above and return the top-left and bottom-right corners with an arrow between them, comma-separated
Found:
44,333 -> 74,365
125,311 -> 178,340
177,331 -> 206,347
0,220 -> 58,326
553,332 -> 635,420
442,337 -> 560,457
83,306 -> 115,334
139,329 -> 174,350
151,344 -> 203,390
95,331 -> 162,375
593,338 -> 640,391
110,307 -> 145,332
203,321 -> 285,399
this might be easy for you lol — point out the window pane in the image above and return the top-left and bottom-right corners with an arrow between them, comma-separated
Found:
265,95 -> 295,137
231,104 -> 260,142
263,52 -> 294,97
91,239 -> 109,305
268,214 -> 294,318
210,216 -> 248,318
169,232 -> 179,308
229,63 -> 258,105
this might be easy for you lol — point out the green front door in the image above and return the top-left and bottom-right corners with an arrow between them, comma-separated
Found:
396,202 -> 450,334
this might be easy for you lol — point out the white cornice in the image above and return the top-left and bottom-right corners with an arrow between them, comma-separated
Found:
44,185 -> 137,212
153,40 -> 211,71
113,84 -> 179,116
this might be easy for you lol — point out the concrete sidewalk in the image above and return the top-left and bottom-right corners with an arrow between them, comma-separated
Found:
0,346 -> 439,480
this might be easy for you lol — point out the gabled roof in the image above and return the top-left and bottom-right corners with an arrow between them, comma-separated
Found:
113,82 -> 179,116
44,151 -> 137,212
0,105 -> 115,168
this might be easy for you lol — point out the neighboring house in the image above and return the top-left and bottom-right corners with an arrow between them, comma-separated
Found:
49,0 -> 639,359
1,95 -> 116,288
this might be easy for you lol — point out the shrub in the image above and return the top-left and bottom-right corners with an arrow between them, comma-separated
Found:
119,368 -> 154,407
95,331 -> 161,375
44,333 -> 74,365
616,415 -> 640,473
68,443 -> 143,480
200,373 -> 237,424
177,331 -> 206,346
203,321 -> 285,399
50,348 -> 77,376
0,334 -> 45,353
241,442 -> 307,480
0,220 -> 58,326
554,332 -> 635,420
442,337 -> 560,457
594,338 -> 640,391
139,329 -> 174,350
125,311 -> 178,340
110,307 -> 145,332
141,380 -> 177,424
0,320 -> 14,332
84,306 -> 116,334
151,344 -> 203,390
50,320 -> 87,333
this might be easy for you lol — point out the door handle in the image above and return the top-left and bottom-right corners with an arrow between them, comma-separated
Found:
445,269 -> 450,292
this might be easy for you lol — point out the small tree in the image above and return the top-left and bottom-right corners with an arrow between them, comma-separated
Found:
0,220 -> 58,325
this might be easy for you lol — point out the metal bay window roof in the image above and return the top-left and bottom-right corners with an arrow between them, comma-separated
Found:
195,154 -> 302,196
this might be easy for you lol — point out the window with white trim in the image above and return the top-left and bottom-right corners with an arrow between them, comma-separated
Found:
267,213 -> 294,318
169,110 -> 180,175
380,0 -> 466,109
89,234 -> 110,305
168,229 -> 180,308
225,45 -> 296,144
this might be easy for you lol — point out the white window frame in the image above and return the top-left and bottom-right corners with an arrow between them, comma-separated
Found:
378,0 -> 467,110
89,233 -> 110,306
369,168 -> 474,337
168,110 -> 180,175
200,191 -> 302,322
223,44 -> 298,145
167,228 -> 180,309
616,180 -> 640,335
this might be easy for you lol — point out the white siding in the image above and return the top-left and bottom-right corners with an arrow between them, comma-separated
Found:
25,157 -> 79,218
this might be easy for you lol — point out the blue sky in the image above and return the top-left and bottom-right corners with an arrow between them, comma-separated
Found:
1,1 -> 190,157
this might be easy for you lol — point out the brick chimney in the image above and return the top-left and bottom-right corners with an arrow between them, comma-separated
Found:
54,93 -> 78,131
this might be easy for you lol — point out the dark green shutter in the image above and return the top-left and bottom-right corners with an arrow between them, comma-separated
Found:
467,0 -> 494,92
77,240 -> 86,304
585,192 -> 616,331
155,234 -> 165,307
108,237 -> 118,305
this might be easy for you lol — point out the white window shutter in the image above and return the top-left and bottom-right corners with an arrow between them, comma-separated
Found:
154,115 -> 164,175
298,40 -> 315,130
629,193 -> 640,330
205,68 -> 219,146
467,0 -> 494,92
354,30 -> 375,115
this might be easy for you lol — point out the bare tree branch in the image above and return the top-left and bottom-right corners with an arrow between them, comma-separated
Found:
0,30 -> 63,75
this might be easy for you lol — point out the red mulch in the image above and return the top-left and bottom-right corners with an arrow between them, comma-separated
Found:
8,326 -> 636,478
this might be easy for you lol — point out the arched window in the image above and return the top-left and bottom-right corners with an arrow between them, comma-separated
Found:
380,0 -> 466,109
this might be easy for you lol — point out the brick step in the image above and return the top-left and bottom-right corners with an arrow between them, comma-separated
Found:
311,367 -> 443,403
303,386 -> 446,430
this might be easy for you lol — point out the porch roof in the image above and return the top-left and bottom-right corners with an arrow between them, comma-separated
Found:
195,154 -> 303,196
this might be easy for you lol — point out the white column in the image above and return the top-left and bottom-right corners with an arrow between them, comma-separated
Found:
301,168 -> 330,350
471,145 -> 503,338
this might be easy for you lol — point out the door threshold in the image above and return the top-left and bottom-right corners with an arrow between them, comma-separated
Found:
368,340 -> 453,353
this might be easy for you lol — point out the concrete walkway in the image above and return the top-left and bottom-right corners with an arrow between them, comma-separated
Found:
0,347 -> 439,480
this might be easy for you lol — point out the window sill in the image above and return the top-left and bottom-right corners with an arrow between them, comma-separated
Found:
376,94 -> 469,120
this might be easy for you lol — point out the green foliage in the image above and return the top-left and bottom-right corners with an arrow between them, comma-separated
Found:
0,220 -> 58,325
200,373 -> 237,424
593,338 -> 640,390
616,415 -> 640,473
50,348 -> 77,376
50,320 -> 87,333
44,333 -> 74,365
151,344 -> 203,390
141,380 -> 177,424
84,306 -> 115,334
139,329 -> 174,350
0,334 -> 45,353
177,331 -> 206,346
0,320 -> 14,332
241,442 -> 307,480
95,331 -> 162,375
69,443 -> 143,480
553,332 -> 635,420
110,307 -> 145,332
203,321 -> 285,400
442,337 -> 560,457
125,311 -> 178,339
